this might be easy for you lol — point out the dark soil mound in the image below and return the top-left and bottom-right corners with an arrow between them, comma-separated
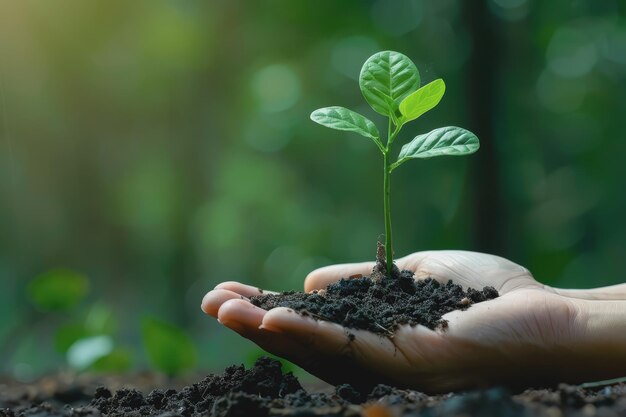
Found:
89,357 -> 311,416
2,358 -> 626,417
251,270 -> 498,334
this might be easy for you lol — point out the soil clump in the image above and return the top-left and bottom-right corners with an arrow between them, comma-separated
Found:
251,261 -> 498,333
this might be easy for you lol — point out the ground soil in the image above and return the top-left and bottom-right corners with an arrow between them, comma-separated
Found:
4,256 -> 622,416
250,261 -> 498,334
2,357 -> 625,417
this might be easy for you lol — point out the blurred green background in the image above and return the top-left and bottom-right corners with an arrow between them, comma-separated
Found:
1,0 -> 625,379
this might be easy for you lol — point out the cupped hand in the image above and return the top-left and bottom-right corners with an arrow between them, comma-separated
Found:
202,251 -> 589,392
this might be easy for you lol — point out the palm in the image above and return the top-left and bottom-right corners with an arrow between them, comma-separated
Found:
202,251 -> 581,392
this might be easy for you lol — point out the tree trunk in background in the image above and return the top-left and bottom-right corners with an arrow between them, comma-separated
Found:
465,0 -> 505,255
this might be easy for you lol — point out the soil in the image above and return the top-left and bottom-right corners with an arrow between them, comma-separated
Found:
250,257 -> 498,334
2,357 -> 626,417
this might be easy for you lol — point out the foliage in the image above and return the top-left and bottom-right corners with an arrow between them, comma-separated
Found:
90,348 -> 133,372
66,335 -> 114,370
141,316 -> 198,376
27,269 -> 89,312
26,272 -> 133,374
22,266 -> 197,375
311,51 -> 480,274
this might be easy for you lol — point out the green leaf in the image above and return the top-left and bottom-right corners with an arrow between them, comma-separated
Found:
310,106 -> 380,142
66,335 -> 114,370
27,269 -> 89,312
393,126 -> 480,170
85,303 -> 116,334
90,348 -> 133,373
359,51 -> 420,116
399,79 -> 446,123
54,323 -> 92,353
141,317 -> 197,376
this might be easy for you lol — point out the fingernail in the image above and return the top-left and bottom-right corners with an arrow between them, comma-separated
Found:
259,324 -> 284,333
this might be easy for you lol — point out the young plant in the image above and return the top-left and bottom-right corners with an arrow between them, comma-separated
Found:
311,51 -> 480,277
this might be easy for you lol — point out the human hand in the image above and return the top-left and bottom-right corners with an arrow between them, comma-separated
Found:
202,251 -> 625,392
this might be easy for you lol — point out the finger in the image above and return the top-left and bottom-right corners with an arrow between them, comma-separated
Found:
201,289 -> 246,317
261,307 -> 409,378
260,307 -> 351,355
219,304 -> 383,388
215,299 -> 304,359
261,308 -> 469,391
304,262 -> 375,292
401,250 -> 535,292
395,251 -> 435,276
398,251 -> 497,287
218,298 -> 266,330
214,281 -> 277,297
304,253 -> 440,293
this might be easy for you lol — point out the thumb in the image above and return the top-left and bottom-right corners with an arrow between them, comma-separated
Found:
304,261 -> 375,292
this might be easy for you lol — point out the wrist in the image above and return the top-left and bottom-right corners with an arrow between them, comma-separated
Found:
579,298 -> 626,342
573,299 -> 626,379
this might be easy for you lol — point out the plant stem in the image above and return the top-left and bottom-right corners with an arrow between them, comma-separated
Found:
383,117 -> 395,276
383,146 -> 393,276
383,117 -> 402,277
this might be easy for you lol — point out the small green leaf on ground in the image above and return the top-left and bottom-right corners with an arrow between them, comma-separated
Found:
141,316 -> 197,376
399,79 -> 446,123
359,51 -> 420,116
27,269 -> 89,312
66,335 -> 113,370
310,106 -> 380,141
393,126 -> 480,169
90,348 -> 133,373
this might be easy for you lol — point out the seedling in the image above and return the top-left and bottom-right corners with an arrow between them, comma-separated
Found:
311,51 -> 480,276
